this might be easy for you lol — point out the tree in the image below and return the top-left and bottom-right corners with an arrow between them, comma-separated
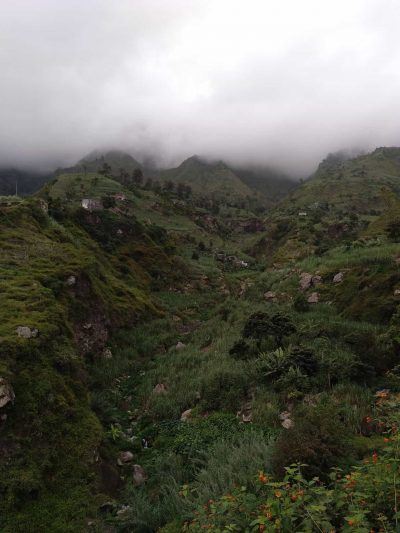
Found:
132,168 -> 143,186
98,162 -> 112,177
242,312 -> 296,347
163,180 -> 175,193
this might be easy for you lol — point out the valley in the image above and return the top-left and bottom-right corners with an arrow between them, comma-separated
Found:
1,148 -> 400,532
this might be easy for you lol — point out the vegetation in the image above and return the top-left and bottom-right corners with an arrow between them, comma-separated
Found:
2,146 -> 400,531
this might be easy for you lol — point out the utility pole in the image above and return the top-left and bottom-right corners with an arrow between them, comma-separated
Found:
15,179 -> 18,197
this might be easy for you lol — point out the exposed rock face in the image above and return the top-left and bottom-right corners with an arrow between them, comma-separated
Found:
0,378 -> 15,408
333,272 -> 344,284
153,383 -> 167,394
16,326 -> 38,339
307,292 -> 319,304
132,464 -> 147,486
180,408 -> 192,421
176,341 -> 186,350
299,272 -> 313,290
118,451 -> 134,465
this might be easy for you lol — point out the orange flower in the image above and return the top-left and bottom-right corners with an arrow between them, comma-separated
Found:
274,490 -> 282,498
258,471 -> 268,484
372,451 -> 378,464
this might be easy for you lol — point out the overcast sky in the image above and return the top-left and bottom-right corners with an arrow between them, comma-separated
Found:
1,0 -> 400,175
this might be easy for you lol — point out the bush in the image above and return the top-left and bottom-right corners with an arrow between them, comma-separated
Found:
271,402 -> 353,479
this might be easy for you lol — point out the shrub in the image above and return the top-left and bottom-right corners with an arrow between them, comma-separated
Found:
271,402 -> 353,479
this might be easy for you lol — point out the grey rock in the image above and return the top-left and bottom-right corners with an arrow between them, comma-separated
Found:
333,272 -> 344,284
307,292 -> 319,304
176,341 -> 186,350
312,275 -> 322,285
66,275 -> 76,286
180,408 -> 192,421
102,348 -> 113,359
281,418 -> 294,429
16,326 -> 38,339
132,464 -> 147,486
153,383 -> 167,394
299,272 -> 312,290
118,451 -> 134,464
264,291 -> 276,301
0,378 -> 14,408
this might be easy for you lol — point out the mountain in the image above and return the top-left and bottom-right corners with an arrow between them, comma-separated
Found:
58,149 -> 143,177
0,167 -> 52,196
158,155 -> 257,202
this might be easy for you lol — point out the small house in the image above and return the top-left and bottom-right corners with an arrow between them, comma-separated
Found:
81,198 -> 103,211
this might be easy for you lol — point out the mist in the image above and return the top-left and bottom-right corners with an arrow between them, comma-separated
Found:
1,0 -> 400,176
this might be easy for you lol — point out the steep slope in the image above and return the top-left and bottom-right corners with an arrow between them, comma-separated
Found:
251,147 -> 400,264
0,191 -> 189,531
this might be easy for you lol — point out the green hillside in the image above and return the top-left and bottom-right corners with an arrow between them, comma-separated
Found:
159,156 -> 257,202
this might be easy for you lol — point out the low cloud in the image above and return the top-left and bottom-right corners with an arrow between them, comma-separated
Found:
1,0 -> 400,175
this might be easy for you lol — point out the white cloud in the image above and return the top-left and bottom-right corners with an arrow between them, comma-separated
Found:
1,0 -> 400,173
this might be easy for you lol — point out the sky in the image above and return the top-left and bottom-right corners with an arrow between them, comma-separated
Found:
1,0 -> 400,175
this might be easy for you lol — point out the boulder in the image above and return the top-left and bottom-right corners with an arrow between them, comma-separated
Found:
279,411 -> 294,429
264,291 -> 277,301
102,348 -> 113,359
307,292 -> 319,304
0,378 -> 15,408
180,408 -> 192,421
299,272 -> 312,290
153,383 -> 167,395
176,341 -> 186,350
132,464 -> 147,486
333,272 -> 344,284
16,326 -> 38,339
312,275 -> 322,285
118,451 -> 134,465
66,275 -> 76,286
281,418 -> 294,429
